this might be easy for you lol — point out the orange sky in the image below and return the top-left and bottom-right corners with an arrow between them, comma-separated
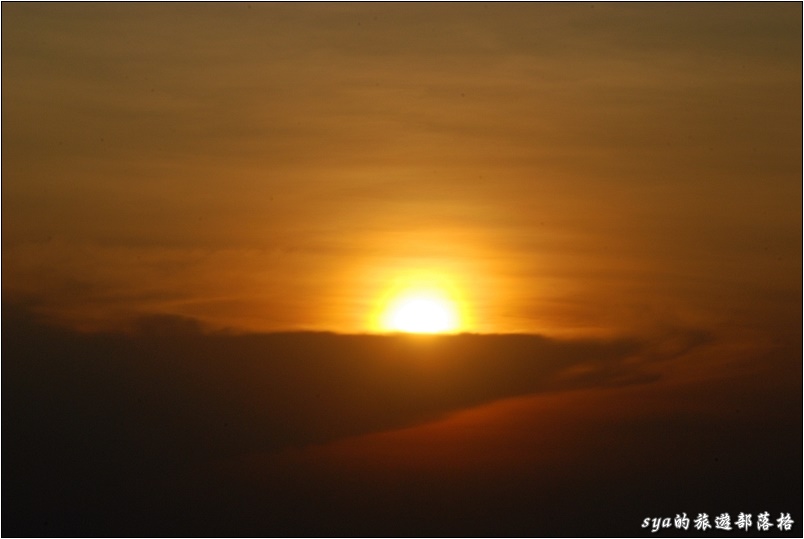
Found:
3,3 -> 801,339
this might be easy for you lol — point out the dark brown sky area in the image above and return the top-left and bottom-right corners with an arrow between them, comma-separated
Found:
2,3 -> 801,537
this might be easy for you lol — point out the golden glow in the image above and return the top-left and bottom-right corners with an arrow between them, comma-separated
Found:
383,293 -> 458,333
374,274 -> 467,334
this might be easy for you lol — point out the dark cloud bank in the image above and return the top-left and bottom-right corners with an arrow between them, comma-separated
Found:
3,304 -> 800,537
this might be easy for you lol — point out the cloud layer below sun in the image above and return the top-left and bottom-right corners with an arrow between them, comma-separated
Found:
3,305 -> 694,456
4,304 -> 800,535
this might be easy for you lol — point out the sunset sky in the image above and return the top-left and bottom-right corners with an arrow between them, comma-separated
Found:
5,2 -> 800,337
3,3 -> 801,537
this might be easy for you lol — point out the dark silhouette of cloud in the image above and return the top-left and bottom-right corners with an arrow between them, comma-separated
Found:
3,303 -> 799,537
3,303 -> 708,461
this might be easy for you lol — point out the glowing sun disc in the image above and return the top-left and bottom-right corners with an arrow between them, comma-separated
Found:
381,292 -> 460,334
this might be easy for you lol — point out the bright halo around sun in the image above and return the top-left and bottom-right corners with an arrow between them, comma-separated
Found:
383,292 -> 459,333
375,277 -> 466,334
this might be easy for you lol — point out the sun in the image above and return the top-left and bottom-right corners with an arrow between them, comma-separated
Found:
373,273 -> 467,334
382,292 -> 459,333
370,271 -> 471,334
